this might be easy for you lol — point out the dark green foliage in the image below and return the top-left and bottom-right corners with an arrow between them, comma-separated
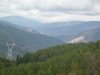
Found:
0,41 -> 100,75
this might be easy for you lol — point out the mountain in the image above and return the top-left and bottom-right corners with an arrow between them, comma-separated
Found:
68,27 -> 100,43
36,21 -> 100,42
0,16 -> 42,28
68,36 -> 85,43
0,21 -> 64,58
13,25 -> 40,34
1,16 -> 100,42
79,27 -> 100,42
0,16 -> 82,41
0,16 -> 42,34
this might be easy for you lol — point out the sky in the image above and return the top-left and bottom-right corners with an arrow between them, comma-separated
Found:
0,0 -> 100,23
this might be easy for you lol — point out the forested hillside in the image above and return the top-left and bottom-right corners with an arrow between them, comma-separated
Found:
0,41 -> 100,75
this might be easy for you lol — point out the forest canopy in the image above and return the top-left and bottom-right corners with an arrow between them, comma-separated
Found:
0,41 -> 100,75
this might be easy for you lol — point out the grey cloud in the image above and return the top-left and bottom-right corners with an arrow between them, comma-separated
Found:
0,0 -> 100,22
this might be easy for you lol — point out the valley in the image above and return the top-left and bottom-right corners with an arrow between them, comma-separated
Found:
0,20 -> 64,58
0,0 -> 100,75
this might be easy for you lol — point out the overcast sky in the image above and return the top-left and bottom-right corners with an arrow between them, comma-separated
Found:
0,0 -> 100,23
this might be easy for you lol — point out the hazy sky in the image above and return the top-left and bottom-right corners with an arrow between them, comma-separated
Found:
0,0 -> 100,23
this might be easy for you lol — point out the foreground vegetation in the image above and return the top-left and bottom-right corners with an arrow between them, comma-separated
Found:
0,41 -> 100,75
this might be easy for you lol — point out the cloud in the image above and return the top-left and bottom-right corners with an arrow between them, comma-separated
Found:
12,0 -> 36,10
29,11 -> 100,23
93,3 -> 100,13
11,0 -> 92,11
0,0 -> 100,23
35,0 -> 92,11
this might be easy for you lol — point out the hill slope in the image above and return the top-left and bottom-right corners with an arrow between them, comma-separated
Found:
2,16 -> 100,42
68,27 -> 100,43
79,27 -> 100,42
0,21 -> 64,58
37,21 -> 100,42
0,41 -> 100,75
1,16 -> 41,28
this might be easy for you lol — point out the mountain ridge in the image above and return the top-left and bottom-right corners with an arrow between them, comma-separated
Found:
0,20 -> 64,58
1,16 -> 100,42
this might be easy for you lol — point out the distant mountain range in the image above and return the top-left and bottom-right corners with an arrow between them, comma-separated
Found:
1,16 -> 100,43
0,16 -> 42,29
0,20 -> 64,58
37,21 -> 100,42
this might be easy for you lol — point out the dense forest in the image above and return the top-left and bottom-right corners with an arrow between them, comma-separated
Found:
0,41 -> 100,75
